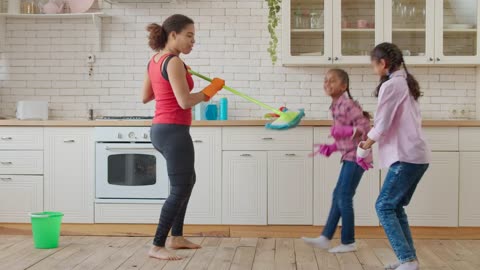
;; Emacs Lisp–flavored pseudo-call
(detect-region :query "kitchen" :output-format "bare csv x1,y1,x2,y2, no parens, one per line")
1,0,480,269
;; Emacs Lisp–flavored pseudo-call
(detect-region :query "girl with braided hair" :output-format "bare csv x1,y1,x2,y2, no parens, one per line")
358,43,430,270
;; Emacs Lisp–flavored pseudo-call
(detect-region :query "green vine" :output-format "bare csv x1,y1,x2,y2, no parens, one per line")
266,0,281,65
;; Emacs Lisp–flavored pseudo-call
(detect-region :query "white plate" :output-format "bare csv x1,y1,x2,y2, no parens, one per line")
445,24,475,29
67,0,95,13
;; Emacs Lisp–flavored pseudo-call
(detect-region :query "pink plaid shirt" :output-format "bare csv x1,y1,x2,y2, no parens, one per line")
331,94,373,163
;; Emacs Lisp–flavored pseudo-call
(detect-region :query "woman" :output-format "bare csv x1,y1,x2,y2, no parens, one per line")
143,14,224,260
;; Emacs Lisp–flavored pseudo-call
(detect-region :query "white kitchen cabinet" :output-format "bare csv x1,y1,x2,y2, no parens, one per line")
313,128,380,226
0,127,43,150
282,0,383,65
185,127,222,224
391,152,459,227
0,175,43,222
459,152,480,226
434,0,480,64
44,128,94,223
268,151,313,225
0,151,43,175
222,151,267,225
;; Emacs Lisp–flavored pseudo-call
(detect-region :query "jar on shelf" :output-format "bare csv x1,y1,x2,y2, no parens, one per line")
310,11,323,29
293,8,303,29
302,9,311,29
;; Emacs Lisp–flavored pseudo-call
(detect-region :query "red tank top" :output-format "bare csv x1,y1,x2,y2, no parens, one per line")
148,54,194,126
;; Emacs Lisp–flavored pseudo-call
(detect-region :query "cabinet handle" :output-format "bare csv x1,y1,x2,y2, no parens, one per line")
285,153,296,157
0,177,12,181
334,57,339,61
240,154,252,157
328,57,332,61
429,57,434,62
193,140,203,143
64,139,75,143
1,137,12,140
1,162,12,165
262,137,274,141
436,57,440,62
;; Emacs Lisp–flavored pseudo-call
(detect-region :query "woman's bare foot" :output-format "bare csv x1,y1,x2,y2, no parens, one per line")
148,246,183,260
166,236,202,250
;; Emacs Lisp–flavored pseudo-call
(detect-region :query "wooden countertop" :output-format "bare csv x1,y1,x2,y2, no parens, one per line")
1,119,480,127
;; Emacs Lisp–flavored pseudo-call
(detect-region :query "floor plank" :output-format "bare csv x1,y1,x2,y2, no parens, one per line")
229,246,257,270
0,235,479,270
252,238,276,270
293,238,318,270
275,238,297,270
184,237,221,270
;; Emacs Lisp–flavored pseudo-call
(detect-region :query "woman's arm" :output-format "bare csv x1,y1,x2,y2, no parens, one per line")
142,71,155,104
168,57,206,109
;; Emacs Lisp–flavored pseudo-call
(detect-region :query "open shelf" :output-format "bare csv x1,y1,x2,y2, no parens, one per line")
291,29,325,33
393,28,426,32
341,28,375,32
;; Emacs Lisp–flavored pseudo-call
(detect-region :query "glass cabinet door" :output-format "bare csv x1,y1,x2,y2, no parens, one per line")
333,0,382,64
436,0,480,64
385,0,435,64
282,0,333,65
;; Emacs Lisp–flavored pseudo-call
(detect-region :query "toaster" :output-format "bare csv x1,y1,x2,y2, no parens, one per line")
16,101,49,120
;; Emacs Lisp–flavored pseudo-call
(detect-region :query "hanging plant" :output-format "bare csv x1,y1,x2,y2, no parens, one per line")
266,0,281,65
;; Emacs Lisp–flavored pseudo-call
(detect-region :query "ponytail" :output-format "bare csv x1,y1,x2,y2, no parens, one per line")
371,42,422,100
146,14,194,51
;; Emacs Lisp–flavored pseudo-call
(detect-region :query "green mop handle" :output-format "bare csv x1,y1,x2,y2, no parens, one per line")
188,69,283,115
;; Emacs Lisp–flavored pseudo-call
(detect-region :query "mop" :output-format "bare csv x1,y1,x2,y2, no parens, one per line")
189,69,305,130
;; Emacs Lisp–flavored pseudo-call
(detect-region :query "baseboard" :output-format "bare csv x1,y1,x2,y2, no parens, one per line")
1,223,480,239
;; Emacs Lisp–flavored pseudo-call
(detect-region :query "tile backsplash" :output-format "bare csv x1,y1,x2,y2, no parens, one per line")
0,0,477,120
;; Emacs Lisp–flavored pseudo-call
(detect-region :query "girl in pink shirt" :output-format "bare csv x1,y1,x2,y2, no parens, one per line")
358,43,430,270
302,69,373,253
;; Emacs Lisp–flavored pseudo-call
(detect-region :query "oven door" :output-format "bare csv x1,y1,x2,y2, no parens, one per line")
96,143,169,199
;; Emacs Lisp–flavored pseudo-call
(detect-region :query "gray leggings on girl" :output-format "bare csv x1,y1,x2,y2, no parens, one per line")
150,124,196,247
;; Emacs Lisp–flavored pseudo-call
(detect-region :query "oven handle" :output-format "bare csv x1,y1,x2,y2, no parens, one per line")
105,146,155,151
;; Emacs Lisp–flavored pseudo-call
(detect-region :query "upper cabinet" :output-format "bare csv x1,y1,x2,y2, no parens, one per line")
282,0,480,65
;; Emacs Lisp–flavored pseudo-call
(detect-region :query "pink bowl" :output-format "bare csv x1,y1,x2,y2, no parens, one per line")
67,0,95,13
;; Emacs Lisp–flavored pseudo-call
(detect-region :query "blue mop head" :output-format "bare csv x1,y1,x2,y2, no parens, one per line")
265,109,305,130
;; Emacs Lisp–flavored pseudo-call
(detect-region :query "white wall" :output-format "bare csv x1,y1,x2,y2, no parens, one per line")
0,0,476,120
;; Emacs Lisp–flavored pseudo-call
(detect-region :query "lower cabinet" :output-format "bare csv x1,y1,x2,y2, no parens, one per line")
313,128,380,226
268,151,313,225
184,128,222,224
222,151,268,225
459,152,480,226
44,128,94,223
0,175,43,222
383,152,459,227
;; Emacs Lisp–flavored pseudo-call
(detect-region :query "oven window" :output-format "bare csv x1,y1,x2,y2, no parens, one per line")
108,154,157,186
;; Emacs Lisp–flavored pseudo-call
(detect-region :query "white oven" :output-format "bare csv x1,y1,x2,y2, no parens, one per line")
95,127,169,200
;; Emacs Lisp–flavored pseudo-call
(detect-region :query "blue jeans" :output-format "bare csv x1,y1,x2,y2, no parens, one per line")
322,161,365,245
376,162,429,263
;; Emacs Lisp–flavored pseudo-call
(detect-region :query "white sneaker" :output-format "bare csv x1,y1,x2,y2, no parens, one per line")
385,261,400,269
396,261,419,270
328,243,357,253
301,235,330,249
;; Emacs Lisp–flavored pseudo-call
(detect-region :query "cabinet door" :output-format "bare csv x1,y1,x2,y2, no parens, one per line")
386,152,459,226
435,0,480,64
313,128,380,226
222,151,267,225
268,151,313,225
44,128,94,223
332,0,384,64
459,152,480,226
282,0,334,65
0,175,43,222
384,0,436,65
184,128,222,224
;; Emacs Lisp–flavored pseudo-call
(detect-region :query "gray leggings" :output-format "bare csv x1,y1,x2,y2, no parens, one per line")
150,124,196,247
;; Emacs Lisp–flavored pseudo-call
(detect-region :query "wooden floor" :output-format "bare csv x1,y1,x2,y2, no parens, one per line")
1,236,480,270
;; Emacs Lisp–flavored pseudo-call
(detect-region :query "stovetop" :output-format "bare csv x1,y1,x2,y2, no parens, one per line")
96,116,153,120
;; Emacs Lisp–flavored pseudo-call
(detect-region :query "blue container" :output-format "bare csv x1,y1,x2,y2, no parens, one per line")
219,97,228,120
204,103,218,120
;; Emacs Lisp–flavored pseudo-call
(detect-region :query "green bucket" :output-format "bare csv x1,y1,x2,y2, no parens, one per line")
30,212,64,249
